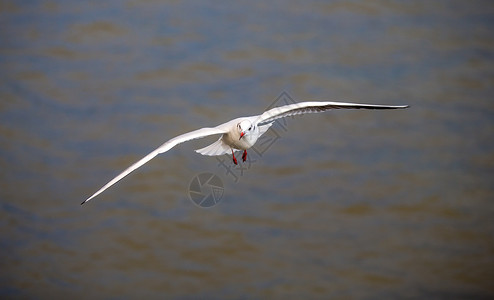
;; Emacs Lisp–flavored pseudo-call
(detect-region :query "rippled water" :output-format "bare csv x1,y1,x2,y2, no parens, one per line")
1,0,493,298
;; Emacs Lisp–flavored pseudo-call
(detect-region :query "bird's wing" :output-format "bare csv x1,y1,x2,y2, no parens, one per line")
82,126,227,204
254,101,409,125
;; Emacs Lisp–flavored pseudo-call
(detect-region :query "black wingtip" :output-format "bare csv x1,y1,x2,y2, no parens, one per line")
80,200,86,205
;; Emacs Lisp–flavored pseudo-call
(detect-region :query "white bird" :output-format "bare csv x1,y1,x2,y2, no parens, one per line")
82,101,408,204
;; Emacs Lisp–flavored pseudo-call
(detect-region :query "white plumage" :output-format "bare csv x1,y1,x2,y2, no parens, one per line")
82,101,408,204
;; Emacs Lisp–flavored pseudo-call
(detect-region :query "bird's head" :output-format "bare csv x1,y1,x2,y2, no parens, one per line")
237,120,253,140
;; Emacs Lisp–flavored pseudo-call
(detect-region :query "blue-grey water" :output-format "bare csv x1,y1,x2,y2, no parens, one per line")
1,1,493,298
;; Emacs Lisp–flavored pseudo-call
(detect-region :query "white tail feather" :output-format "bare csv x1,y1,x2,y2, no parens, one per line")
195,138,232,156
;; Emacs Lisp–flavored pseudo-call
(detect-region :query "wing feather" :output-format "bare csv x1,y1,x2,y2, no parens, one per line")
255,101,409,125
82,127,226,204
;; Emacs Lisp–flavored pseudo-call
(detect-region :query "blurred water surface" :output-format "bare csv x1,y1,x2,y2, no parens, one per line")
1,0,493,298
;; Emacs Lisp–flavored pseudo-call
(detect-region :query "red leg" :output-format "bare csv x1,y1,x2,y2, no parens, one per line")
242,150,247,162
231,149,238,165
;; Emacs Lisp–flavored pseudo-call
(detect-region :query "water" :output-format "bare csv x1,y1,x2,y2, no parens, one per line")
1,0,493,298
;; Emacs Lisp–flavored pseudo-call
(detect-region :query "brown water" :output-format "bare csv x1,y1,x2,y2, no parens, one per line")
1,1,493,298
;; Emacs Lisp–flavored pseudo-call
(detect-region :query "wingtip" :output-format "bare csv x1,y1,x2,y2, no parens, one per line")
81,196,93,205
393,104,409,109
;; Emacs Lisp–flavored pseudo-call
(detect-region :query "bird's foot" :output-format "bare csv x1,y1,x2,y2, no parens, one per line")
232,149,238,165
242,150,247,162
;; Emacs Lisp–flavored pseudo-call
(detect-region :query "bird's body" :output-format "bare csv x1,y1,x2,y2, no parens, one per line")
82,101,408,204
222,120,259,150
194,117,271,156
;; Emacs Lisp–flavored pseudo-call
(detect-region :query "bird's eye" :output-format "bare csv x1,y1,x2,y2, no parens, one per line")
249,126,252,131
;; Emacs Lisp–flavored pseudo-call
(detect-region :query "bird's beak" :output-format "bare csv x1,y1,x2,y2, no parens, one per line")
239,132,245,140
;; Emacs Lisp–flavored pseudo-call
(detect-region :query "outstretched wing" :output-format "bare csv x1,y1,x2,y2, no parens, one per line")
255,101,409,125
82,127,227,204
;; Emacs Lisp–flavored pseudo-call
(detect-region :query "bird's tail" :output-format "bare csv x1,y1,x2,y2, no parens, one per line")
195,138,233,156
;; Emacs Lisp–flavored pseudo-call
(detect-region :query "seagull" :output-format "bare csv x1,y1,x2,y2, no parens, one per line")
82,101,408,204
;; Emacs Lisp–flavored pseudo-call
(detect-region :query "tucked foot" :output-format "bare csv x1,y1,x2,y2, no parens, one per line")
231,149,238,165
242,150,247,162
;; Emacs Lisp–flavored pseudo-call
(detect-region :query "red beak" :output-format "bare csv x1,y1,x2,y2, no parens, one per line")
239,132,245,140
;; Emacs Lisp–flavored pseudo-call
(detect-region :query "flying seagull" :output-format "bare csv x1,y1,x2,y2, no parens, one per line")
82,101,408,204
